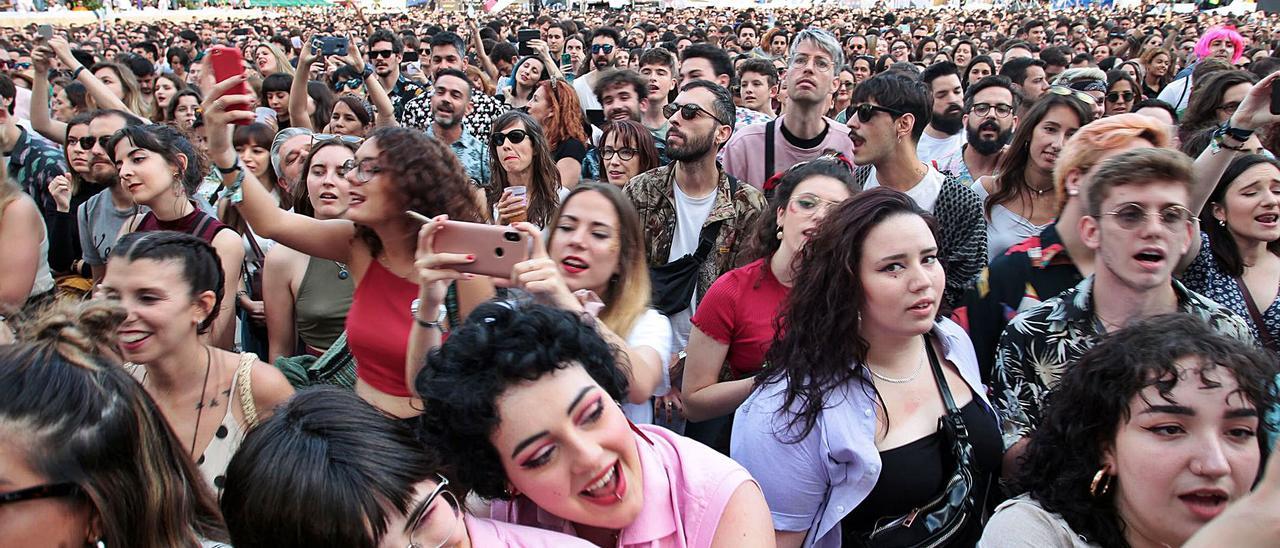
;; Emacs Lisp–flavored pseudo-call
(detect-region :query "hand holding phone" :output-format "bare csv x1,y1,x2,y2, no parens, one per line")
208,46,252,125
427,219,531,279
38,24,52,40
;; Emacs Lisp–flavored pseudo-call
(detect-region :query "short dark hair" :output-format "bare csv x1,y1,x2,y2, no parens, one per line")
964,75,1022,112
165,46,191,69
430,31,466,56
1133,98,1178,123
919,60,960,88
433,67,473,97
109,230,225,334
490,41,518,65
851,71,932,141
591,26,622,46
680,79,736,132
738,57,779,86
639,47,677,71
117,53,155,78
999,56,1045,86
414,302,630,501
593,68,647,103
1039,46,1070,68
134,40,160,59
367,29,402,53
681,43,735,80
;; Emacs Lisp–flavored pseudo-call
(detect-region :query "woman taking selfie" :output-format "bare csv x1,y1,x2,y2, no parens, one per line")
981,314,1273,547
732,189,1002,547
109,124,243,349
201,75,490,420
488,110,566,227
0,301,230,547
98,231,294,493
414,302,775,547
973,89,1094,261
681,156,857,451
598,120,660,188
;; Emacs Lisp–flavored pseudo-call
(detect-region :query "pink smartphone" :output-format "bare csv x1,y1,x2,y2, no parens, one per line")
207,46,252,125
432,220,530,279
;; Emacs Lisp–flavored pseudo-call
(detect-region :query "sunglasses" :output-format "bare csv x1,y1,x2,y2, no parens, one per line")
662,102,728,125
334,78,362,91
1047,85,1098,105
491,129,529,146
1106,91,1135,103
0,482,80,506
1100,203,1196,231
850,103,906,123
75,135,113,150
591,44,615,54
368,50,396,59
312,133,364,146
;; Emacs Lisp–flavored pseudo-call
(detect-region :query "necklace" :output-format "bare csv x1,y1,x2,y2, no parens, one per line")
189,346,213,458
1027,185,1054,197
867,345,926,384
335,261,349,280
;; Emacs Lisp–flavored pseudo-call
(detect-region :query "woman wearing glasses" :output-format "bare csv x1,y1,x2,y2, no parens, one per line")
201,75,491,420
488,110,567,227
221,386,591,547
598,120,659,188
0,300,231,547
681,156,857,452
526,79,589,190
972,88,1094,261
889,38,913,64
414,302,774,548
1178,71,1257,145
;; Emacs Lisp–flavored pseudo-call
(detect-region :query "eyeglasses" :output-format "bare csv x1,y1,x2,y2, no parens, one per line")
839,81,856,90
601,147,638,161
340,158,382,183
1100,203,1196,231
404,475,462,548
1047,85,1098,105
0,483,80,506
789,54,834,73
591,44,615,54
491,129,529,147
1106,91,1135,104
663,102,728,125
788,193,843,218
1217,102,1241,115
969,103,1014,118
75,135,113,150
850,103,906,123
313,133,364,146
369,50,397,59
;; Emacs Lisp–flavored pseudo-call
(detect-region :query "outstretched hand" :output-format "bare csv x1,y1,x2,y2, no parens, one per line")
1229,70,1280,132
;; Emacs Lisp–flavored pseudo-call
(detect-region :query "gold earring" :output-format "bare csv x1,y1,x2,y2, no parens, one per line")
1090,468,1113,497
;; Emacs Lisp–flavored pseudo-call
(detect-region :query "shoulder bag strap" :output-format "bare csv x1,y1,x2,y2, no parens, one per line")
236,353,260,429
1234,277,1277,351
763,120,776,184
924,333,967,441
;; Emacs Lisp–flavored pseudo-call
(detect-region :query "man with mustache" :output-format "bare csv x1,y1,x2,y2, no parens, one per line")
917,61,967,166
427,68,489,188
935,75,1020,187
74,109,145,283
572,27,622,127
721,29,855,190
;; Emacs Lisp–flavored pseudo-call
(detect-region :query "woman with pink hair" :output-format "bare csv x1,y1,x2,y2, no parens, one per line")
1157,26,1246,113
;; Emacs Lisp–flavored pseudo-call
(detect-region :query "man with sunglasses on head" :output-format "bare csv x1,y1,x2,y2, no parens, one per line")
624,80,765,354
992,148,1253,479
572,27,622,126
845,71,986,309
721,29,854,190
935,75,1021,188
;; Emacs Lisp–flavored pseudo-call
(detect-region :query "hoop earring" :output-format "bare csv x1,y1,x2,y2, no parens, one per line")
1089,468,1113,497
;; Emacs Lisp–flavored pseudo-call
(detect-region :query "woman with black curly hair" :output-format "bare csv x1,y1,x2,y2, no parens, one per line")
413,302,774,547
980,314,1275,547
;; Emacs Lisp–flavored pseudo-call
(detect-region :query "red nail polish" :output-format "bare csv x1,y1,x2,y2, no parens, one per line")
466,255,475,260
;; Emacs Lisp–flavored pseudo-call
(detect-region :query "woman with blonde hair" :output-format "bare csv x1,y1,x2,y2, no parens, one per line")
0,138,54,321
252,43,295,78
526,78,590,189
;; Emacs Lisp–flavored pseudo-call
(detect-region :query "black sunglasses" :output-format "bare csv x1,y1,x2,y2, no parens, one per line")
1106,90,1135,103
591,44,615,54
75,135,113,150
851,103,906,123
0,483,80,506
491,129,529,147
662,102,727,125
368,50,397,59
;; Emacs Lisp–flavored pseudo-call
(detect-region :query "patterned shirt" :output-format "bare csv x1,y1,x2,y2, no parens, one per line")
734,106,773,128
951,222,1084,382
387,75,430,126
1181,231,1280,345
405,87,509,142
623,163,766,300
934,144,976,188
993,276,1254,448
427,125,491,189
7,127,67,218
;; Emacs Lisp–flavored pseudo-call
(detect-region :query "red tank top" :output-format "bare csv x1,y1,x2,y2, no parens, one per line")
346,259,419,397
135,203,230,244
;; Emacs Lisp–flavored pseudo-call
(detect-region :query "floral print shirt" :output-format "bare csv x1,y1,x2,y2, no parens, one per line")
993,276,1254,448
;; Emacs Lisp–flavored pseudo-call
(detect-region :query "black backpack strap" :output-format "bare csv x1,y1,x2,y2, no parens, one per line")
763,120,776,185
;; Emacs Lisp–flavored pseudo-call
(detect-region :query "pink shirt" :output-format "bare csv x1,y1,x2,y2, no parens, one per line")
490,424,756,547
463,514,596,547
719,114,857,190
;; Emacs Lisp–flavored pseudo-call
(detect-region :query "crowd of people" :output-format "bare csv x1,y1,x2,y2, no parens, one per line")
4,2,1280,547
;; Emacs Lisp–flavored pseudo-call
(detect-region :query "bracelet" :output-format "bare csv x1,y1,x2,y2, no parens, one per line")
1222,123,1256,143
215,155,242,174
415,316,440,329
72,66,85,79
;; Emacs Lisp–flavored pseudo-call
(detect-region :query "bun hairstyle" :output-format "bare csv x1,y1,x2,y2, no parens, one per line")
109,231,226,334
1,299,229,547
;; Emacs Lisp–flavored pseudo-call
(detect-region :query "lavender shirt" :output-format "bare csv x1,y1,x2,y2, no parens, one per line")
730,319,992,547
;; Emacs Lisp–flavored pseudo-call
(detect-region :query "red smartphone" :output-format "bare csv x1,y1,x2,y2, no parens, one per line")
207,46,252,125
432,220,530,279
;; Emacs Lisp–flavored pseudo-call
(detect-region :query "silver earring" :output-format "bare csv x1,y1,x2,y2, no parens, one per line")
1219,219,1226,227
776,227,783,240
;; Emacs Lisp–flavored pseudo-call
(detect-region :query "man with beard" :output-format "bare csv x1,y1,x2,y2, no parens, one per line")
624,80,764,352
722,29,855,190
426,68,489,188
367,29,429,127
573,27,622,125
75,109,145,283
416,32,508,142
936,75,1020,187
845,72,986,309
917,62,967,165
270,128,314,202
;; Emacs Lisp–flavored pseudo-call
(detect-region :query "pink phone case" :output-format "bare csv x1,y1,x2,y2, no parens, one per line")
433,220,530,279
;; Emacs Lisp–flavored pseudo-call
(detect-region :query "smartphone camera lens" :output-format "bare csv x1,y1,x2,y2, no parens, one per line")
494,247,505,257
504,232,520,242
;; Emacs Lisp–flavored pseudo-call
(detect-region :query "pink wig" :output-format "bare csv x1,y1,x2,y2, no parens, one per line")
1195,26,1245,63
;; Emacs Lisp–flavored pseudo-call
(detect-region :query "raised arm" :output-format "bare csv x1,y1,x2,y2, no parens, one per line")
203,75,357,263
49,36,146,120
345,33,396,128
469,21,499,82
289,34,319,132
30,44,67,144
406,215,472,395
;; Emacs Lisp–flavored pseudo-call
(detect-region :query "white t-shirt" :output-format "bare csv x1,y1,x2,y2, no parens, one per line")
665,182,718,352
572,72,603,112
916,131,966,166
620,308,674,425
863,163,946,212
